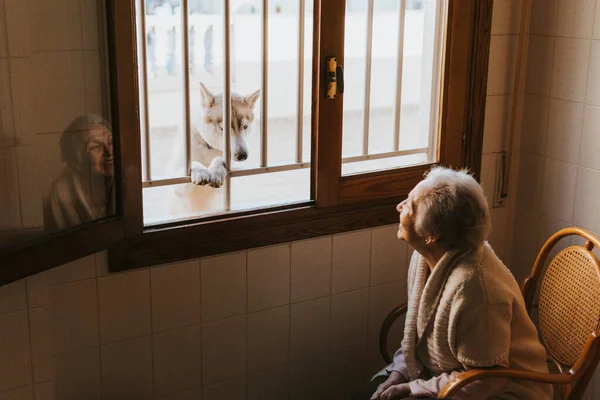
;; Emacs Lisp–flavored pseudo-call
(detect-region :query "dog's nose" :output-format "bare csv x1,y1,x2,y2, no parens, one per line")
235,151,248,161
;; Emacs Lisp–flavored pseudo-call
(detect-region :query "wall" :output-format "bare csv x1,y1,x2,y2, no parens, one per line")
511,0,600,397
0,1,550,400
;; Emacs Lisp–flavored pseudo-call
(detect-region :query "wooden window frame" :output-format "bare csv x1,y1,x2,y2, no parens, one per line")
0,0,492,283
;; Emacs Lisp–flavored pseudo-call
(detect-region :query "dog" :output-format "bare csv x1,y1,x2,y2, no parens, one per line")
168,82,260,216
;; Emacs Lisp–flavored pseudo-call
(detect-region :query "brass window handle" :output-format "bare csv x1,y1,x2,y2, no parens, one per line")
325,56,344,99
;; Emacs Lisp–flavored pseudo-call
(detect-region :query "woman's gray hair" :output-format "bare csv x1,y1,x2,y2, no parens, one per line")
60,114,111,168
414,166,491,250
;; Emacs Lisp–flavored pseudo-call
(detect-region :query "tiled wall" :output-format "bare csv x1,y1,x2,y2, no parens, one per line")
3,0,587,399
0,225,411,400
512,0,600,397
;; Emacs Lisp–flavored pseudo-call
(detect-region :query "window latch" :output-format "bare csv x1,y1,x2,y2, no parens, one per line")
325,56,344,99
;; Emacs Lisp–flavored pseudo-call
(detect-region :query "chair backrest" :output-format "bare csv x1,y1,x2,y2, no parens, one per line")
522,227,600,399
538,246,600,367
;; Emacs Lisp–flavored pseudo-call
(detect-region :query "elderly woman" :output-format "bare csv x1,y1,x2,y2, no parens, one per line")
43,114,115,232
354,167,551,400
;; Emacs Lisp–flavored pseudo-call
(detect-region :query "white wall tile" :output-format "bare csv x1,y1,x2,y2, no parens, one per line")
585,40,600,106
330,289,368,351
574,167,600,233
530,0,558,35
9,58,32,144
201,252,246,323
31,0,83,51
0,311,32,391
579,105,600,170
490,207,509,260
95,250,109,277
0,279,26,314
55,348,101,400
156,387,203,400
201,316,246,385
83,50,105,116
51,255,96,285
4,0,32,57
290,297,330,361
512,207,542,267
0,147,20,231
367,281,405,342
81,0,101,50
290,237,331,303
31,51,86,134
491,0,521,35
29,306,54,383
0,386,34,400
483,95,509,154
525,36,554,97
248,365,288,400
545,99,583,163
33,382,54,400
35,133,64,202
0,58,15,140
594,0,600,39
331,230,371,294
0,0,7,58
555,0,595,38
480,153,497,208
370,225,407,286
487,35,518,96
247,244,289,313
16,145,43,228
540,158,578,222
329,345,368,399
247,306,289,373
551,38,591,102
100,336,153,400
98,269,151,344
537,215,571,260
151,260,200,333
203,376,246,400
289,356,330,400
520,95,549,155
50,279,99,355
516,151,544,210
153,326,201,397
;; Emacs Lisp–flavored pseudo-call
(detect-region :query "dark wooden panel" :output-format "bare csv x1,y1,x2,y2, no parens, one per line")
108,198,403,272
0,218,124,285
314,0,346,207
339,164,431,204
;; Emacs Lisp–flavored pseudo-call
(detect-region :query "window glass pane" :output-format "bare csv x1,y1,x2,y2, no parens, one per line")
141,0,313,225
341,0,447,176
0,0,115,250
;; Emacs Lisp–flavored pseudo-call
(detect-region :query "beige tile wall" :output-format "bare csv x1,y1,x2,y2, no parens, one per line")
0,225,414,400
513,0,600,397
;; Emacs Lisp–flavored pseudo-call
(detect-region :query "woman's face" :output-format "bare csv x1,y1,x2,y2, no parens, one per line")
86,125,114,177
396,181,428,246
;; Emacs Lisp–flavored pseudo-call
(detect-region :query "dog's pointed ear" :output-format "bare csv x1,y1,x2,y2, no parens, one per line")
245,89,260,108
199,82,215,108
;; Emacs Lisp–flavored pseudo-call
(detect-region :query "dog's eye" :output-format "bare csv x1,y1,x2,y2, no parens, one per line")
243,124,248,130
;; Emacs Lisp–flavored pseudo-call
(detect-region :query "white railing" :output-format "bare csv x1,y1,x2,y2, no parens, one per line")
139,0,446,213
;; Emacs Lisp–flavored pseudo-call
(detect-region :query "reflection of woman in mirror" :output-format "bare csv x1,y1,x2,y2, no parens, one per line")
43,115,115,232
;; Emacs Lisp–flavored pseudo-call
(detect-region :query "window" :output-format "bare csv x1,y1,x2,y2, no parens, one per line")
1,0,492,283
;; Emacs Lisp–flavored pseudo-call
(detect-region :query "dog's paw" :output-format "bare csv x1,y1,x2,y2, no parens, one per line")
190,166,212,186
207,158,227,188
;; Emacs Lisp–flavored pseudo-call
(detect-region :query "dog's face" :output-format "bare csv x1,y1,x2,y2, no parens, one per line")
198,82,260,162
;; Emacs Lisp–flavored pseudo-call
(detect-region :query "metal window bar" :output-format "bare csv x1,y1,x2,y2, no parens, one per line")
393,0,407,152
224,0,232,211
362,0,375,156
181,0,191,175
296,0,306,163
139,0,152,181
261,0,268,167
142,147,429,188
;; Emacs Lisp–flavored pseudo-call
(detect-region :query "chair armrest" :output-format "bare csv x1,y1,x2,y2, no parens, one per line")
379,304,408,364
438,368,573,399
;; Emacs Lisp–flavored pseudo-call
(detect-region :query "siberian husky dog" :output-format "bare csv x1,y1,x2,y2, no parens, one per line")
169,82,260,215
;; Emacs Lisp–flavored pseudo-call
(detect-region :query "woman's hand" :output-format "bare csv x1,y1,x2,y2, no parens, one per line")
380,383,411,399
370,371,406,400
